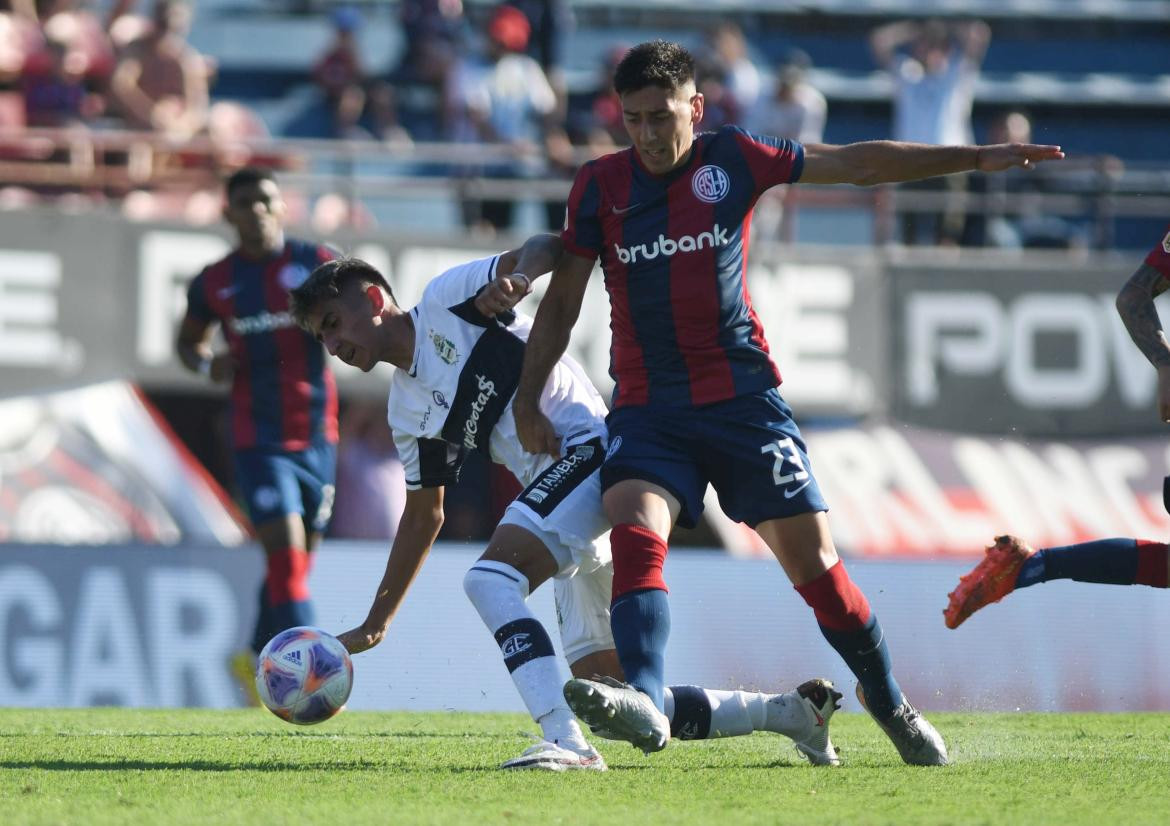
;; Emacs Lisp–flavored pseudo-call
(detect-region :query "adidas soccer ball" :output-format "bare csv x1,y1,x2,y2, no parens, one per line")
255,626,353,725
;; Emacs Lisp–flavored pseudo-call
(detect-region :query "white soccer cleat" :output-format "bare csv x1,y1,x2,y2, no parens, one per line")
769,678,843,766
855,684,949,766
499,739,607,772
563,676,671,754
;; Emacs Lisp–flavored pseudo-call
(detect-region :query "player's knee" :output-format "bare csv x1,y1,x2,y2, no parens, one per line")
266,548,310,605
610,523,669,600
463,561,530,615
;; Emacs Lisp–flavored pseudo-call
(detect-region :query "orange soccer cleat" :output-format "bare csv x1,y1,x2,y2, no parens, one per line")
944,535,1036,629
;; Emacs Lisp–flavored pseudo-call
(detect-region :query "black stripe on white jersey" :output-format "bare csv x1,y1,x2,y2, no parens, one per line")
411,437,467,487
439,324,525,455
516,436,604,518
450,292,516,329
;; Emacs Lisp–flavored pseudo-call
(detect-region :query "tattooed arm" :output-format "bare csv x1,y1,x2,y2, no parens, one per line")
1115,262,1170,421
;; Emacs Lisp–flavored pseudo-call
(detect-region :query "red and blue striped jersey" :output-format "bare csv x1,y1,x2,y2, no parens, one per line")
561,125,804,408
185,239,339,451
1145,224,1170,279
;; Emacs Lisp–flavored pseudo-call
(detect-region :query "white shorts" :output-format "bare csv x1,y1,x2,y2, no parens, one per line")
499,435,614,664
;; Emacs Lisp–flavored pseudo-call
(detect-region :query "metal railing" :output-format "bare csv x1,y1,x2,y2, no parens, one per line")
0,125,1166,247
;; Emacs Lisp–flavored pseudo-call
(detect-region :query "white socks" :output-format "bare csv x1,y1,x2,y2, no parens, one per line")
663,686,808,740
463,561,588,750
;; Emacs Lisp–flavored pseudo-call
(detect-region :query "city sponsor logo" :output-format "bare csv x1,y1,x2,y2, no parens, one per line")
0,560,243,707
524,444,596,505
904,289,1158,413
692,164,730,203
500,632,532,658
430,329,458,364
229,311,295,335
613,224,730,265
0,250,82,370
462,374,499,450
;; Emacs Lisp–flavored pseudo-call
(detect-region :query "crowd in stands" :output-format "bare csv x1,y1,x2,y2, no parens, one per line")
0,0,282,221
0,2,1139,248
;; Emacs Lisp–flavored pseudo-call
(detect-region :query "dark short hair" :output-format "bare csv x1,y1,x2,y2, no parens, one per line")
225,166,277,200
289,257,397,328
613,40,696,96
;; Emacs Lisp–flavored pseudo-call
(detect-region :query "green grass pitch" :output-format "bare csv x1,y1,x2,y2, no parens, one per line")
3,708,1168,825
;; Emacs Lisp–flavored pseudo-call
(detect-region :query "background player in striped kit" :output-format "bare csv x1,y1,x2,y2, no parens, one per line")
176,167,338,700
289,236,844,771
945,226,1170,628
512,39,1064,765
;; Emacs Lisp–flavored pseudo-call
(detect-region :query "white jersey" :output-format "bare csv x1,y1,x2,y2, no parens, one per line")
389,254,607,491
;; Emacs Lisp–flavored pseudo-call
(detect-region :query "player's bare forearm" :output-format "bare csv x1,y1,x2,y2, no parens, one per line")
176,316,235,383
514,256,591,409
1115,263,1170,369
516,313,571,408
346,489,444,654
514,314,571,456
514,255,591,455
801,141,1064,186
478,234,565,317
175,316,212,370
507,233,563,282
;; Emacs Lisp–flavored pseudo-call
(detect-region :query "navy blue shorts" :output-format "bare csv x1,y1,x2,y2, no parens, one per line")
234,442,337,532
600,388,827,529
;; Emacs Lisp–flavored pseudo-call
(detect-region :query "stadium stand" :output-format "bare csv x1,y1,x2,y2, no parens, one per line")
0,0,1165,245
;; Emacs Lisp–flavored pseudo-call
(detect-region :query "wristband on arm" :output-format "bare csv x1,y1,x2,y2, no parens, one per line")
510,272,532,295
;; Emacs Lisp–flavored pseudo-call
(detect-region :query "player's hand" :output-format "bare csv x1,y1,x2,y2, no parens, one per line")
975,143,1065,172
209,353,237,383
513,399,561,458
336,625,384,655
1156,366,1170,423
474,274,530,318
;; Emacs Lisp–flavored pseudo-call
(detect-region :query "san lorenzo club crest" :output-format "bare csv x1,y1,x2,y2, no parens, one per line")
278,263,311,290
692,165,730,203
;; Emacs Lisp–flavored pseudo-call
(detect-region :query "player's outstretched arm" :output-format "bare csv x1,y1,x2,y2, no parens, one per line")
1115,262,1170,422
176,315,235,383
799,141,1065,186
475,232,563,317
513,252,594,458
336,486,445,655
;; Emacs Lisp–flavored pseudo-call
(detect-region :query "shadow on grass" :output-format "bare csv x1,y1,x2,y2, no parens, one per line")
0,730,493,739
2,759,491,773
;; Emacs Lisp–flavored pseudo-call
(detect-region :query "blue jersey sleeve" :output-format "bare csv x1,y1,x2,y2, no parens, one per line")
184,269,215,324
561,161,603,260
725,125,805,191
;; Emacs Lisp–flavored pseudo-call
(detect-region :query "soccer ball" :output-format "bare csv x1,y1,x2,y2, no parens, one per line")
255,626,353,725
